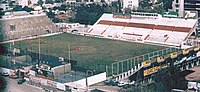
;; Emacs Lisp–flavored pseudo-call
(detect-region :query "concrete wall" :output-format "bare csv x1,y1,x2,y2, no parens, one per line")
65,72,107,89
29,75,66,91
52,63,71,76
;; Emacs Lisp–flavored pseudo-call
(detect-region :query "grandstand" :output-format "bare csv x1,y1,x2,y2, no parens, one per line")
0,11,59,41
86,13,198,48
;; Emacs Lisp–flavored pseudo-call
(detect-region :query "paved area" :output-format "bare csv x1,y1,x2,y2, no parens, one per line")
2,77,45,92
186,66,200,81
90,86,121,92
90,82,122,92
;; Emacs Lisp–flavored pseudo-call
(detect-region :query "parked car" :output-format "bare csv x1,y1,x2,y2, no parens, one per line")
9,74,18,79
104,80,119,86
18,79,26,84
2,72,9,76
117,81,128,87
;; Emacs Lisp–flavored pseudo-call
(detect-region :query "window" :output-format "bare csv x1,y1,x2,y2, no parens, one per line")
128,4,132,7
176,0,179,3
128,1,132,3
10,25,16,31
175,4,179,8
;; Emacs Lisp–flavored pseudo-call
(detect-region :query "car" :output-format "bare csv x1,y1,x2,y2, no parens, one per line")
18,79,26,84
104,80,119,86
117,81,128,87
2,72,9,76
9,74,18,79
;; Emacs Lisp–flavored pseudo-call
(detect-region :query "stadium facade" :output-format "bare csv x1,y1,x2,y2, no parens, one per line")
0,11,59,41
86,12,198,48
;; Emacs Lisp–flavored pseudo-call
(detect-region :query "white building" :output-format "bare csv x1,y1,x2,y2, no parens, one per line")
172,0,184,17
16,0,29,7
16,0,39,7
0,3,12,11
123,0,139,10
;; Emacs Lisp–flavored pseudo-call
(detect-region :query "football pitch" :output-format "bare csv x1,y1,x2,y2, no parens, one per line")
13,33,166,71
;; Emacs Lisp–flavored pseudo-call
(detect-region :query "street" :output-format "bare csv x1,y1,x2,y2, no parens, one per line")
1,77,45,92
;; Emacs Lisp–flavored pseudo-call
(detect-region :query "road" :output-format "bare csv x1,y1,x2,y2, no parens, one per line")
186,66,200,81
1,77,45,92
90,85,121,92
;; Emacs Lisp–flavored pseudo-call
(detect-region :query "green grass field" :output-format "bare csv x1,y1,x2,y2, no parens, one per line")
13,33,166,70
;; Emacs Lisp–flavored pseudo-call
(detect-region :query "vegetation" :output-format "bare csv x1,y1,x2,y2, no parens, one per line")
137,0,173,14
0,75,6,91
0,9,7,91
153,67,188,91
125,67,189,92
37,0,44,6
45,0,54,4
12,5,34,12
69,4,109,25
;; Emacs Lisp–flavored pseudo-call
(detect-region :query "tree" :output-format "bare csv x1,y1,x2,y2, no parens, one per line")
12,5,23,11
161,0,173,11
124,8,132,14
153,67,189,91
45,0,54,4
101,0,105,2
139,0,152,9
111,1,118,13
0,75,6,91
118,0,122,13
0,9,4,18
47,11,56,19
0,9,7,92
37,0,44,6
23,6,34,12
55,0,64,3
9,1,15,7
71,4,105,25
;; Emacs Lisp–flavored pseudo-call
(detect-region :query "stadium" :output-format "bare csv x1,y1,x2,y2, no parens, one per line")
1,11,200,90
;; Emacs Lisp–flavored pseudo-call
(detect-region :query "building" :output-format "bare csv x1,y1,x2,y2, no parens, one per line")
172,0,200,17
26,51,71,78
15,0,39,7
15,0,29,7
86,12,198,48
172,0,184,17
123,0,139,10
184,0,200,13
0,3,12,11
0,11,59,41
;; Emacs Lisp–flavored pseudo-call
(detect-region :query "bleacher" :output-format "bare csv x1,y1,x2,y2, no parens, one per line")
102,26,124,38
146,30,171,43
87,13,198,47
0,13,59,41
118,27,151,41
89,24,109,36
165,32,188,44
